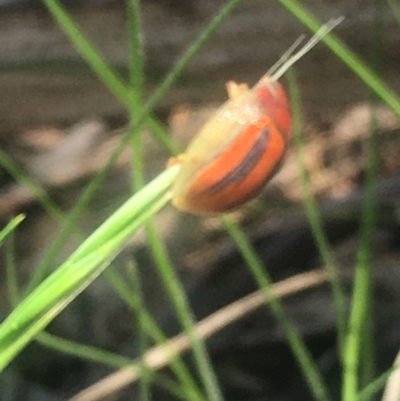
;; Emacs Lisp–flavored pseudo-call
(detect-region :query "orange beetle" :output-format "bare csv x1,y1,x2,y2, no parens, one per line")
171,18,343,215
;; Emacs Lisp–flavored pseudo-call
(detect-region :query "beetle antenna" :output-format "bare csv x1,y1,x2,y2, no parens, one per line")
267,35,306,76
269,16,344,81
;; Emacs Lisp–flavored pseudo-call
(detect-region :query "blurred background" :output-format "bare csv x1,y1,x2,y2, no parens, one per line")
1,1,400,400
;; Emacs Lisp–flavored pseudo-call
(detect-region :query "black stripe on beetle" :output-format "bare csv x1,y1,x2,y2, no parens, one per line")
204,127,270,195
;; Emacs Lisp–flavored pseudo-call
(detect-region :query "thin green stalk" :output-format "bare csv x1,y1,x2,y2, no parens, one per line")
132,262,153,401
0,215,25,245
388,0,400,24
287,70,347,358
42,0,176,154
6,232,19,307
152,374,204,401
126,2,153,398
42,0,132,105
356,363,400,401
342,8,382,401
128,0,208,399
37,330,196,401
0,149,63,223
145,116,181,155
37,331,134,368
275,0,400,116
130,119,145,188
128,0,145,190
105,266,205,401
138,0,245,121
128,0,144,106
222,215,331,401
359,0,385,390
146,222,223,401
3,216,25,309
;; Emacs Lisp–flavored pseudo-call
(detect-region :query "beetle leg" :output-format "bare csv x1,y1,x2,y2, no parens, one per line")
225,81,250,99
167,154,186,168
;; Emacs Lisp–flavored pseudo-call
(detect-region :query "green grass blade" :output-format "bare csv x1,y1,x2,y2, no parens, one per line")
6,232,19,307
356,363,400,401
127,0,144,104
222,215,331,401
388,0,400,24
0,166,178,370
342,4,384,399
0,149,64,222
2,216,25,308
276,0,400,116
37,331,134,368
106,266,205,401
146,222,223,401
41,0,132,105
287,69,347,357
0,215,25,244
341,50,381,401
